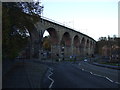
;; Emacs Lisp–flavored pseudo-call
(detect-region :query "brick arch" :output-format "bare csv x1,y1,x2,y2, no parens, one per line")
43,27,59,45
80,37,85,48
90,41,93,49
86,39,90,48
79,37,86,55
60,32,71,47
73,35,80,48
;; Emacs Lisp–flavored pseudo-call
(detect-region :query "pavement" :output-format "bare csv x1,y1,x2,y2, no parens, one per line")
2,59,48,88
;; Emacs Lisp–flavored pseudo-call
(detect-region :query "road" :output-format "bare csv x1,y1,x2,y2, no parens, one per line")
41,61,119,88
2,60,48,88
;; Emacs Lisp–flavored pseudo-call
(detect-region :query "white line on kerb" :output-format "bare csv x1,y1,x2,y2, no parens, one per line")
48,68,54,88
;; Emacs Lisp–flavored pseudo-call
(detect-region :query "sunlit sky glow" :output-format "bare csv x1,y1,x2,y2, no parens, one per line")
42,0,119,41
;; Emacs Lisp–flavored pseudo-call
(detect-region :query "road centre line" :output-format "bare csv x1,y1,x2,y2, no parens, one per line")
82,69,84,71
78,63,81,65
115,82,120,84
48,68,54,88
105,77,114,82
84,68,119,84
90,72,93,74
92,73,104,77
77,63,120,85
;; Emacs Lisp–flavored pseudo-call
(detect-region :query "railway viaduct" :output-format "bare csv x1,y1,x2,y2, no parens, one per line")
26,16,96,60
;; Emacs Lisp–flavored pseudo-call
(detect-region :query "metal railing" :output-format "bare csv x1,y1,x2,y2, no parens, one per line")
40,16,96,41
41,16,76,30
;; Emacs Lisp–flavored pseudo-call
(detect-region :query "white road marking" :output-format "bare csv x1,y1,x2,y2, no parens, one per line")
78,65,119,85
92,73,104,77
90,72,93,74
78,63,81,65
105,77,114,82
48,68,54,88
49,67,53,71
82,69,84,71
115,82,120,84
73,63,120,85
91,72,120,85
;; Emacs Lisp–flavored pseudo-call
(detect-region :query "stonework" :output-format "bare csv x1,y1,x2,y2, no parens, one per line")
28,17,96,60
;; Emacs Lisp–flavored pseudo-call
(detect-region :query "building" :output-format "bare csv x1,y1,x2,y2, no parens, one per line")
100,38,120,63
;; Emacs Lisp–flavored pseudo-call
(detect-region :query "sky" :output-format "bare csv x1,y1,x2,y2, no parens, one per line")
42,0,119,41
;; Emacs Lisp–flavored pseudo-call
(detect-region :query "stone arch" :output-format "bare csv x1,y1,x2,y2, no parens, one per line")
60,32,71,58
42,27,59,59
90,41,93,50
92,42,96,53
81,37,85,48
73,35,80,48
73,35,80,57
43,27,59,45
86,39,90,55
86,39,90,48
60,32,71,47
90,41,94,55
80,37,86,56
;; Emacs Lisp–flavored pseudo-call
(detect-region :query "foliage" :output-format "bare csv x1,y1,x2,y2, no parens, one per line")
42,36,51,51
98,37,107,41
100,62,120,66
96,36,120,55
3,1,43,16
98,35,117,41
2,2,43,59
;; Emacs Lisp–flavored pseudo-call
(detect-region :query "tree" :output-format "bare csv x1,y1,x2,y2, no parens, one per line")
107,35,111,40
113,35,116,40
98,37,107,41
42,36,51,51
3,1,43,16
2,1,43,59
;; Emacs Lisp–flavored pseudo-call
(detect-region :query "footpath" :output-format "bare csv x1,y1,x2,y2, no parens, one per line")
91,62,120,70
2,59,48,88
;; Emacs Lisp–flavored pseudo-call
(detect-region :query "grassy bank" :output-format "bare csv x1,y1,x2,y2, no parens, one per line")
99,62,120,66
